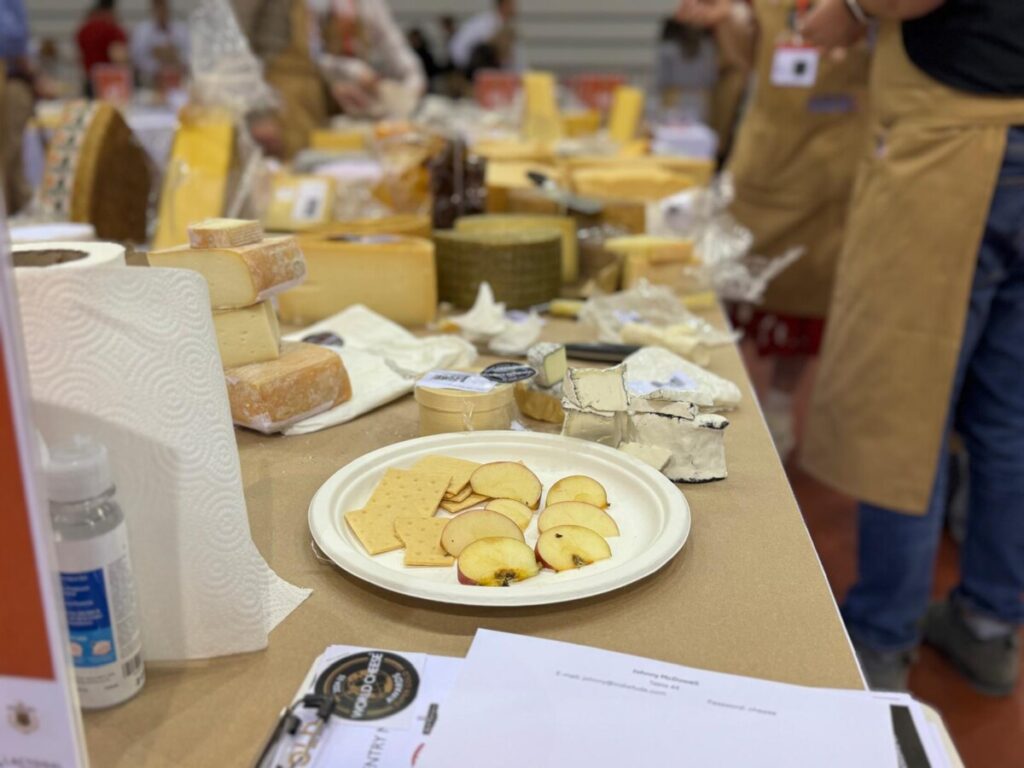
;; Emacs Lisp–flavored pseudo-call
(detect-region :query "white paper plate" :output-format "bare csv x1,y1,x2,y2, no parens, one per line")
308,431,691,607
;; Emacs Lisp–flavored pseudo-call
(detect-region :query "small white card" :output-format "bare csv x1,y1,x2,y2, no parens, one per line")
417,370,496,393
290,179,330,222
770,46,820,88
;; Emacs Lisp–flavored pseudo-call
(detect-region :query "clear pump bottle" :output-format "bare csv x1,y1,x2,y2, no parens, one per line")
47,435,145,709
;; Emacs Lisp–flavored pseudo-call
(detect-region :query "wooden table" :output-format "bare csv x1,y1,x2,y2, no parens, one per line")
83,312,864,766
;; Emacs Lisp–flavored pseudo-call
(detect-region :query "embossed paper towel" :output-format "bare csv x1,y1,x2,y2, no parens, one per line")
15,266,310,660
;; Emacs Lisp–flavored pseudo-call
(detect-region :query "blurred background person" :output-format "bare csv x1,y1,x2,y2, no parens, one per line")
690,0,871,458
130,0,189,90
1,0,33,214
655,0,753,161
407,27,441,88
233,0,424,158
449,0,524,75
802,0,1024,695
75,0,128,97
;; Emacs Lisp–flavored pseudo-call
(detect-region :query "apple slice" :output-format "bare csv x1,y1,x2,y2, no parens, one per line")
545,475,608,508
457,538,540,586
537,501,619,538
441,509,524,557
536,526,611,572
469,462,543,509
485,499,533,531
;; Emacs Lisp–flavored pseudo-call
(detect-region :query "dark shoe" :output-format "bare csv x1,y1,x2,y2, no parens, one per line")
851,638,913,692
923,600,1020,697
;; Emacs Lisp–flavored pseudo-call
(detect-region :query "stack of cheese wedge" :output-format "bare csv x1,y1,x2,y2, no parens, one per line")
149,218,351,433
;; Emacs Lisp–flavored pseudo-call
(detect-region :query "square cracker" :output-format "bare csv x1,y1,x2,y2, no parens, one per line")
345,508,402,555
413,456,480,497
439,493,489,514
346,469,451,555
395,517,453,567
445,484,473,503
365,468,451,519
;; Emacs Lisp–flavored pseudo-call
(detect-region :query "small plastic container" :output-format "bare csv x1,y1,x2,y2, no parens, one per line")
414,381,515,436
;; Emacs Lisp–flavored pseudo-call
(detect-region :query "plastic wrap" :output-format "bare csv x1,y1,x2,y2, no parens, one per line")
650,173,803,304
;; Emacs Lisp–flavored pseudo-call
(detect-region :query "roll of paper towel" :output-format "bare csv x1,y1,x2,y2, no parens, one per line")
14,250,309,660
12,239,123,269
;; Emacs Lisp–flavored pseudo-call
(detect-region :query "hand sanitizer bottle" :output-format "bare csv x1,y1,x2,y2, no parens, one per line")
46,435,145,709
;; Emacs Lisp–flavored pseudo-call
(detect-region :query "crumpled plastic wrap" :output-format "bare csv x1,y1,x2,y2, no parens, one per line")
650,173,803,304
188,0,278,117
441,283,545,356
577,281,737,365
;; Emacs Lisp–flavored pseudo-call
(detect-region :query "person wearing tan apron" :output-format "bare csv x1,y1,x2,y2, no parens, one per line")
724,0,870,457
801,1,1024,694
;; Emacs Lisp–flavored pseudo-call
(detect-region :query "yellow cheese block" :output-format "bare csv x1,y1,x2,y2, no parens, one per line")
148,236,307,310
605,235,697,290
303,214,432,240
211,301,281,368
607,85,645,144
153,109,235,250
309,128,369,152
188,218,264,249
571,167,699,203
522,71,561,143
561,110,602,138
277,234,437,327
225,341,351,433
514,381,565,424
455,213,579,284
470,139,554,163
563,155,714,186
263,173,336,232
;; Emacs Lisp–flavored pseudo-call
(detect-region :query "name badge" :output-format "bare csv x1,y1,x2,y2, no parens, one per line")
770,45,820,88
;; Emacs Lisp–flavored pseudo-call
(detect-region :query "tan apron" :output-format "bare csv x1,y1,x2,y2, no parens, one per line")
803,22,1024,514
263,0,331,159
727,0,870,318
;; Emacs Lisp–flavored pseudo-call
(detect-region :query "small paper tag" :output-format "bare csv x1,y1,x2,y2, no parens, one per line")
291,179,330,222
770,46,820,88
614,309,645,325
627,371,699,395
417,370,496,393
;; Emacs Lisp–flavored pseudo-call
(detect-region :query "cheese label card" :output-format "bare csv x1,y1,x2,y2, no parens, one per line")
292,179,331,223
417,371,496,394
770,46,820,88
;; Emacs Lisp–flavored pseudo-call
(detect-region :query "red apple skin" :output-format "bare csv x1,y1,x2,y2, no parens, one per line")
535,543,554,571
457,567,478,585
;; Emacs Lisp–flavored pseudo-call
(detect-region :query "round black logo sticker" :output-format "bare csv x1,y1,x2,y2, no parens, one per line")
314,651,420,721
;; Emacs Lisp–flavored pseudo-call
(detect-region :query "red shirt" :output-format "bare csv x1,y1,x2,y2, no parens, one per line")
76,12,127,74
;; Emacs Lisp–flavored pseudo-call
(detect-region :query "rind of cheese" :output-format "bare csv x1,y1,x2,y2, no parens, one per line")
188,218,264,249
514,381,565,424
211,301,281,369
149,236,306,310
627,411,728,483
623,346,742,411
527,342,567,388
563,365,629,412
225,341,350,434
455,214,578,284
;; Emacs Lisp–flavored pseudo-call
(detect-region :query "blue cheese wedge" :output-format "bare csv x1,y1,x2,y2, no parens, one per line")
628,411,728,482
563,364,630,412
527,342,567,388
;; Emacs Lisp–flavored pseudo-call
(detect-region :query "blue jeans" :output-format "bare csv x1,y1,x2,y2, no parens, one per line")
843,126,1024,652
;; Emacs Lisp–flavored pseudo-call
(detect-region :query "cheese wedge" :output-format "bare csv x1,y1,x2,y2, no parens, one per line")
277,234,436,327
455,214,579,284
211,301,281,368
514,381,564,425
608,85,644,144
563,365,630,412
628,411,728,483
561,405,627,447
188,218,264,249
527,342,567,388
225,342,351,434
149,236,306,310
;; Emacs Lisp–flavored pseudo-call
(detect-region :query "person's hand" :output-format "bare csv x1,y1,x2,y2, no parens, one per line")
799,0,866,50
330,79,377,115
675,0,734,28
247,112,286,158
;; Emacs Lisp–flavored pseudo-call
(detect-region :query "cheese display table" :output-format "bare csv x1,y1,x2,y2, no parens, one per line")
82,310,864,767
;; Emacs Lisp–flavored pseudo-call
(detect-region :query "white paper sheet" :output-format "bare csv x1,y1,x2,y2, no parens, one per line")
419,630,900,768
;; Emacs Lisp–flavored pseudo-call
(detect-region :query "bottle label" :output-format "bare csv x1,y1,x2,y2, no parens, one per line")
57,522,144,705
61,569,117,667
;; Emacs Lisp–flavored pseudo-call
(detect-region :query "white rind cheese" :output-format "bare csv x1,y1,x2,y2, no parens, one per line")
563,364,630,412
527,342,567,388
561,404,627,447
619,442,672,471
624,346,741,411
628,411,728,482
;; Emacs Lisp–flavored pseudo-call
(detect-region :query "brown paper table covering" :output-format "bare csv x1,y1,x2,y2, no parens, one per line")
83,311,863,766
